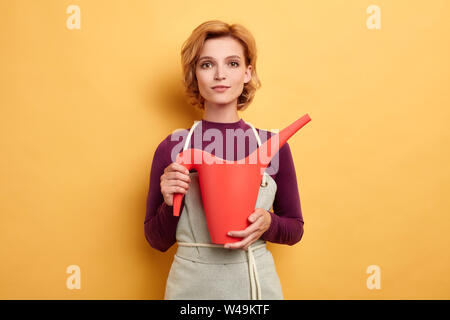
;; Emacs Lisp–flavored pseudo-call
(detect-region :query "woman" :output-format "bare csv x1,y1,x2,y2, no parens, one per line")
144,20,305,300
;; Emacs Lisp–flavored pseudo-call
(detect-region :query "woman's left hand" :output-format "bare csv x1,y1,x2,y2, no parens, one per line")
224,208,272,250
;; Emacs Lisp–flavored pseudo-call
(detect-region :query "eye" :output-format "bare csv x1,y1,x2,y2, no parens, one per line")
200,62,212,69
199,61,240,69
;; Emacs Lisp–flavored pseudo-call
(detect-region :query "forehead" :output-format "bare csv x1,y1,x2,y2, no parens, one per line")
199,36,245,59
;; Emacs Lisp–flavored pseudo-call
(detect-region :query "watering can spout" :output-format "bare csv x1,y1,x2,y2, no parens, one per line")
171,113,311,243
256,113,312,170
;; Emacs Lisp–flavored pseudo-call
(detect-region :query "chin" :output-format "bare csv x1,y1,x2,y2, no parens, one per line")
211,100,235,106
209,95,239,104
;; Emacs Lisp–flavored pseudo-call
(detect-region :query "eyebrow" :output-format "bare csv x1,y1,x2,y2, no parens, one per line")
198,55,242,62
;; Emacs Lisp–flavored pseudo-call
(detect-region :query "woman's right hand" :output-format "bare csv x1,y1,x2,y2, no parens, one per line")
160,162,191,206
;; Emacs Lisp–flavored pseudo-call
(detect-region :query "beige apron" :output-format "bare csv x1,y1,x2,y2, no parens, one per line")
164,120,284,300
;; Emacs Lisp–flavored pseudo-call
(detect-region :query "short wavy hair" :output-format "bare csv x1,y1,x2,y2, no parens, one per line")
180,20,261,112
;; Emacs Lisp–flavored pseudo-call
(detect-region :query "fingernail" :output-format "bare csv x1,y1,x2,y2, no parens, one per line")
228,232,232,236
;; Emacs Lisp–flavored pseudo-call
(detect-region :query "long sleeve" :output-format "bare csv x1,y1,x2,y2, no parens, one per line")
144,138,184,252
260,142,304,245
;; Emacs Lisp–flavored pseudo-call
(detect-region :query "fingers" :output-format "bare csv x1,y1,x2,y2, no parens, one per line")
228,216,263,238
161,181,189,195
224,220,264,250
224,209,269,250
165,162,189,175
160,162,191,196
163,176,190,189
162,163,191,186
242,233,259,250
170,185,188,194
166,171,191,184
224,232,259,250
248,211,264,223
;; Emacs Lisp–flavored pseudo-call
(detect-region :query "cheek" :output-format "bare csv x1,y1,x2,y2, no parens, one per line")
195,80,206,95
231,71,246,85
195,71,209,88
231,77,245,93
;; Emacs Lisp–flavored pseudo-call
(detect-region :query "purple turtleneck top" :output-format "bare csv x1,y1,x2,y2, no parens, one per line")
144,118,304,252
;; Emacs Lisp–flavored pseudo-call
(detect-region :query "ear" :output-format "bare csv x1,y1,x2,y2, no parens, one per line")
244,64,252,84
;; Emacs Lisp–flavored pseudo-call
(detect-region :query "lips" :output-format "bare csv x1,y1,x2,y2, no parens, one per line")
212,85,230,93
211,85,230,89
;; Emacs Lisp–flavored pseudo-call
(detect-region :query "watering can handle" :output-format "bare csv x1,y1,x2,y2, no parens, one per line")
173,152,195,216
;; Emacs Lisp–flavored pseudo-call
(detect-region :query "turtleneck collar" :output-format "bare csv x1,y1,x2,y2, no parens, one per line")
201,118,245,129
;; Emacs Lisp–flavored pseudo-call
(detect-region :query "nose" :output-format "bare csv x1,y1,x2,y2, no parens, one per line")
214,64,226,80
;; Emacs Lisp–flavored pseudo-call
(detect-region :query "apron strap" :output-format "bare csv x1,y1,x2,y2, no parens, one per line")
183,120,201,151
244,121,269,187
177,242,266,300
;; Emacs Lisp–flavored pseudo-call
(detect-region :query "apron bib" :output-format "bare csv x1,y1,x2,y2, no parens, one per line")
164,120,284,300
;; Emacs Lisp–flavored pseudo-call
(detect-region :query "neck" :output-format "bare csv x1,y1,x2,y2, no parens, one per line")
202,100,240,123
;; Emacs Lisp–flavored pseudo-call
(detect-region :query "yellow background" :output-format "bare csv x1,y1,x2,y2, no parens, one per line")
1,0,449,299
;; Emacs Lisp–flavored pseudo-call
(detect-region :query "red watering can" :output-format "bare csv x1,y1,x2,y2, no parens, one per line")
173,114,312,244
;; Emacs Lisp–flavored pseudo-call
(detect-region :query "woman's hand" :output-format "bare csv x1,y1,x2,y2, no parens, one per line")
224,208,272,250
160,162,191,207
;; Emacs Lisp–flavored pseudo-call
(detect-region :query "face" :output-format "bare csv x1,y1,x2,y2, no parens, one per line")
195,36,252,107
